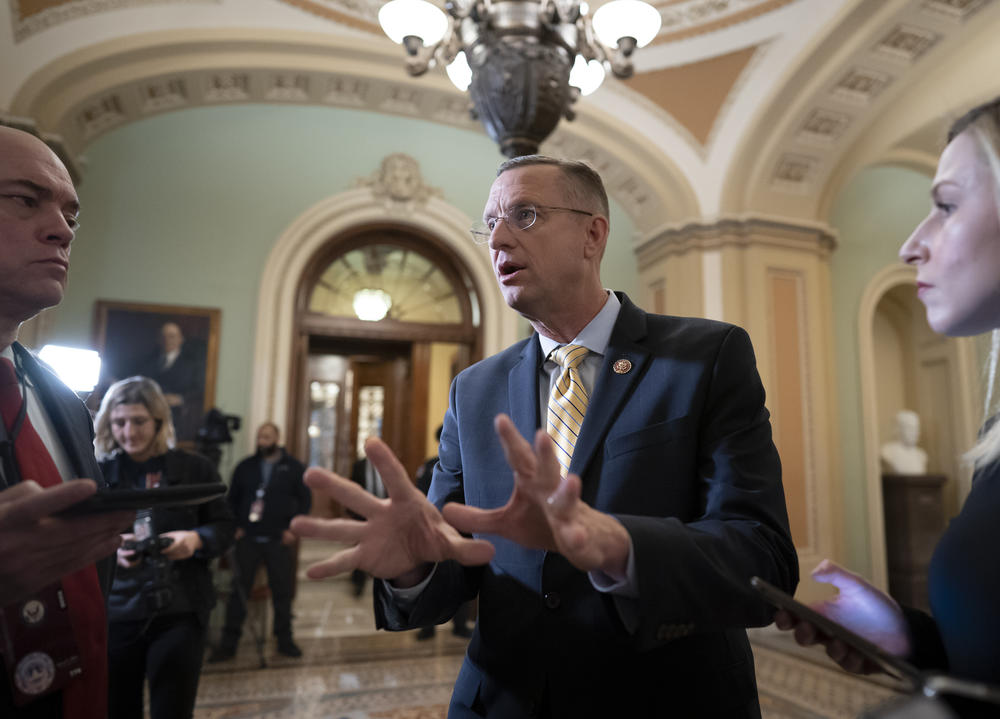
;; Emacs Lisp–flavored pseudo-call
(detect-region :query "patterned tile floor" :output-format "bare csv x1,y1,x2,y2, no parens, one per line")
193,541,902,718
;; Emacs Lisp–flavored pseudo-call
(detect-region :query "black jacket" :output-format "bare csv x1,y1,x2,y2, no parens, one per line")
100,449,234,626
228,449,309,537
12,343,116,597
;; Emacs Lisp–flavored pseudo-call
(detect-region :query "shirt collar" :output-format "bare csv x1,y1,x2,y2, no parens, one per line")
538,291,621,362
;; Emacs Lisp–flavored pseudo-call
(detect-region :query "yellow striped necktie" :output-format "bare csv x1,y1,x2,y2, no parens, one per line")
546,344,590,477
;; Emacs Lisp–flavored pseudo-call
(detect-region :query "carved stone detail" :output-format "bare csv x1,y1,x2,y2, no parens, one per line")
76,94,128,139
9,0,220,42
832,68,893,106
140,78,189,114
797,108,851,146
920,0,989,19
772,153,821,190
204,73,251,103
875,24,939,63
356,153,443,207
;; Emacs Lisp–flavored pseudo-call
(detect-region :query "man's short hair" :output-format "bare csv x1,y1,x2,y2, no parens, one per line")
259,421,280,436
496,155,610,219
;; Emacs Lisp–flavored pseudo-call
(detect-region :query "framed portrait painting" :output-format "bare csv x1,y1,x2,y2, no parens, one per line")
93,301,221,445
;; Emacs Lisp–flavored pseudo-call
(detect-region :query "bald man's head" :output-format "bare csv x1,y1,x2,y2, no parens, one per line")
0,127,79,342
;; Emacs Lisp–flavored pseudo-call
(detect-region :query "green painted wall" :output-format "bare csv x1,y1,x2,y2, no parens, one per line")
48,104,638,472
828,164,932,575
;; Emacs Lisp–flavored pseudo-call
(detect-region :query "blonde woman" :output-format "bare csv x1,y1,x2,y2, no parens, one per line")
94,376,233,719
777,99,1000,716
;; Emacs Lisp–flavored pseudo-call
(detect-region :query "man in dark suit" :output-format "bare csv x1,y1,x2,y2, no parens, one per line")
210,422,310,661
0,125,131,718
292,156,798,717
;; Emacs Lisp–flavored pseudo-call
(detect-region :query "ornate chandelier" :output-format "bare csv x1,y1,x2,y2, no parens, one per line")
378,0,662,157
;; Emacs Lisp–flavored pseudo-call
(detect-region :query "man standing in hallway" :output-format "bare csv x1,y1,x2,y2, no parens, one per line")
0,125,132,717
293,156,798,717
210,422,310,661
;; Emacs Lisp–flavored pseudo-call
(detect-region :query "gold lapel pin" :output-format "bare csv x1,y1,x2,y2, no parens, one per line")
612,358,632,375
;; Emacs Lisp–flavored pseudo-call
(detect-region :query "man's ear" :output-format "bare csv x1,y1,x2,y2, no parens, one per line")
582,214,609,260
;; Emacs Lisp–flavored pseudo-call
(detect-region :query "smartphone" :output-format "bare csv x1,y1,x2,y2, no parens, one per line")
57,483,226,517
750,575,923,686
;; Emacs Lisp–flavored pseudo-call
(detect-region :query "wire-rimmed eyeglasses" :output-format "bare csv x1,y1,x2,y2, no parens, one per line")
470,204,593,244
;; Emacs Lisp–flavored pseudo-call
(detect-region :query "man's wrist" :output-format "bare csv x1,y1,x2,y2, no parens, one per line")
390,562,434,589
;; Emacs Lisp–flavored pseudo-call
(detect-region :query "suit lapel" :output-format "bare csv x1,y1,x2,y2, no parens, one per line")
568,296,651,479
508,336,542,441
14,343,95,483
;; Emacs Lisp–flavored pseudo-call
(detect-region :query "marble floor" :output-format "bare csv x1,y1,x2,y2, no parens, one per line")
193,540,903,718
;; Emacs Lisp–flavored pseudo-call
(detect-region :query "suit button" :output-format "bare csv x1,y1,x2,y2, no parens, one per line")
543,592,560,609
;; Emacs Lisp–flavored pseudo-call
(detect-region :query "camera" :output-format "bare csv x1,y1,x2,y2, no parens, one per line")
197,409,241,445
123,535,176,614
196,408,241,468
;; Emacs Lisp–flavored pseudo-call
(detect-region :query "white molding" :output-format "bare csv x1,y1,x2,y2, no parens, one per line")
248,185,516,453
858,263,915,588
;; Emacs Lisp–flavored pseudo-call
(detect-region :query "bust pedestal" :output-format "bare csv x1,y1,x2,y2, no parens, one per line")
881,473,947,611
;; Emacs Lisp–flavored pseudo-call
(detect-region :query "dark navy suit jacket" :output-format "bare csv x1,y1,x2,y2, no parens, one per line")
2,343,115,718
375,294,798,718
12,342,115,597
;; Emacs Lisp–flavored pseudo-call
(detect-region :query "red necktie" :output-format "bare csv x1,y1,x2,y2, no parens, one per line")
0,357,108,719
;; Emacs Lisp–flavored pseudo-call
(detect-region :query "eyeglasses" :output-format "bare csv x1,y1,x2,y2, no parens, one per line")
470,204,593,244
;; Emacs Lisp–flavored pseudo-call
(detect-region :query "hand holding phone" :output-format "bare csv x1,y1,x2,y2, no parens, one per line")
751,574,920,685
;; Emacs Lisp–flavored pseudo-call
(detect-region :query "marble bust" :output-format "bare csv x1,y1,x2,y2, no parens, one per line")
880,409,929,475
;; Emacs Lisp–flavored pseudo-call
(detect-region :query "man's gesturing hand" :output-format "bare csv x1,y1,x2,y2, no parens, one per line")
443,414,630,579
290,437,494,586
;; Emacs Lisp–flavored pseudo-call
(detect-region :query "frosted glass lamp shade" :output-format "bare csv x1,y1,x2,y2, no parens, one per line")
446,51,472,91
592,0,661,49
569,55,606,95
379,0,449,46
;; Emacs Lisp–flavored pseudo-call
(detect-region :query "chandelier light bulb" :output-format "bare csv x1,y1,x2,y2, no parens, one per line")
378,0,449,46
446,51,472,91
591,0,662,49
569,55,606,96
353,289,393,322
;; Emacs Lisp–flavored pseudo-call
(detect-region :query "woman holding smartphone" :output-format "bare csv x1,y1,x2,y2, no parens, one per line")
94,376,233,719
776,99,1000,716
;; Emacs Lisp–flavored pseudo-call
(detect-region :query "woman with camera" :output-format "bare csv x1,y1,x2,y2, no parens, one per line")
94,376,234,719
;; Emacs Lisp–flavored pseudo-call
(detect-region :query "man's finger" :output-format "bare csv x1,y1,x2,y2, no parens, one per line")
0,480,44,505
441,502,504,535
0,480,99,525
494,415,537,476
290,515,366,543
446,535,496,566
303,467,385,518
364,438,419,498
305,545,359,579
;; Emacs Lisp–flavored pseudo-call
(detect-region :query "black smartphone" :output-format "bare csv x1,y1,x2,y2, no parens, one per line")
750,575,923,686
57,483,226,517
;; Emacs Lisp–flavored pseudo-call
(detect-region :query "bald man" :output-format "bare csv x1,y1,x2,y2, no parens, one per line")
0,126,130,718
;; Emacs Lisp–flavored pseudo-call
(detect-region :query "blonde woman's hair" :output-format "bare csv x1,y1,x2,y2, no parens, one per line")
947,99,1000,470
94,376,176,460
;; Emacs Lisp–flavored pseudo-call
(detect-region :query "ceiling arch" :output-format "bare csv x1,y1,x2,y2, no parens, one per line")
720,0,1000,221
7,27,701,232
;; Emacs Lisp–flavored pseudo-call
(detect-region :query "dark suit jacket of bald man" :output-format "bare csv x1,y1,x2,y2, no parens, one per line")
2,343,115,718
374,293,798,718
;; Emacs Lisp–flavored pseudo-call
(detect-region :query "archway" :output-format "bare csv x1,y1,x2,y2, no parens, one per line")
857,264,979,589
